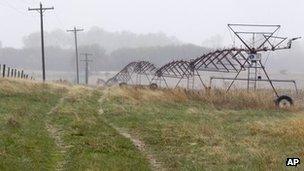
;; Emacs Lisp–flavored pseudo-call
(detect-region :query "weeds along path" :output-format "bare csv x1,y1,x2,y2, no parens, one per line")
99,96,163,171
45,97,69,171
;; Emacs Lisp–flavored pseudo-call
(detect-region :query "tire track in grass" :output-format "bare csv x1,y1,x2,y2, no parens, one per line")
110,125,163,171
45,97,70,171
99,96,163,171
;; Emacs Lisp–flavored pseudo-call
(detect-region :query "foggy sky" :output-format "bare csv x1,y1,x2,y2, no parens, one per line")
0,0,303,48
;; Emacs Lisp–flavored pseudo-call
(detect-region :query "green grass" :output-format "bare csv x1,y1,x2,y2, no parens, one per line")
1,79,303,170
0,80,150,170
48,87,150,170
101,87,304,170
0,80,66,170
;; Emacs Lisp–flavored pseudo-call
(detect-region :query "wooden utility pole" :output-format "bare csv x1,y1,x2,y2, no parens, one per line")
67,27,84,84
81,53,93,85
28,3,54,82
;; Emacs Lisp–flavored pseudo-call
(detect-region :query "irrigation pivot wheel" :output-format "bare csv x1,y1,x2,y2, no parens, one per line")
275,95,293,109
149,83,158,90
119,82,128,87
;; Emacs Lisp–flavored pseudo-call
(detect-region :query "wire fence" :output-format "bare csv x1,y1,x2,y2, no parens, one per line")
0,64,33,80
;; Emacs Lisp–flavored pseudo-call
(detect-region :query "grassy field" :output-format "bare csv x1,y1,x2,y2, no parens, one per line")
101,87,304,170
1,78,304,170
0,79,150,170
47,86,149,170
0,79,67,170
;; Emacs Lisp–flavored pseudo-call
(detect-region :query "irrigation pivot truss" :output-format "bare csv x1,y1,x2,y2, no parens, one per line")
190,48,249,73
224,24,301,97
227,24,300,52
106,61,157,86
151,60,206,89
106,24,301,107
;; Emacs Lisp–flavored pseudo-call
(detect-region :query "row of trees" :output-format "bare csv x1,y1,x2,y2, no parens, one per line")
22,27,181,52
1,27,303,73
0,44,209,72
1,42,303,73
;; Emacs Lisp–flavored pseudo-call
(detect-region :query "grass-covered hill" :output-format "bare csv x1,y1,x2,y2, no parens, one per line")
0,78,304,170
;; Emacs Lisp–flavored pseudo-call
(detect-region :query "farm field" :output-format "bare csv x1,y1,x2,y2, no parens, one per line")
0,79,150,170
100,87,304,170
1,0,303,170
1,78,304,170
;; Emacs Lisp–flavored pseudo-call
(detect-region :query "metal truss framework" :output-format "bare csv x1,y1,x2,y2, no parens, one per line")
106,24,300,97
223,24,300,97
106,61,157,86
152,60,206,89
190,48,249,73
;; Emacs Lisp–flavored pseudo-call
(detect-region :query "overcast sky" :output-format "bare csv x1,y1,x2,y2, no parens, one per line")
0,0,303,48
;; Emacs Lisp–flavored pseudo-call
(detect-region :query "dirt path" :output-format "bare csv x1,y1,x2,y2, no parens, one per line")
99,96,163,171
110,125,163,171
45,97,70,171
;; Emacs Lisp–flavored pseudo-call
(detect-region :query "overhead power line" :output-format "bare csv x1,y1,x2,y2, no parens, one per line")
0,0,27,14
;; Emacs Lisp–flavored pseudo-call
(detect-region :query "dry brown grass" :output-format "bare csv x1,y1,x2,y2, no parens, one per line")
266,119,304,139
104,86,189,104
104,86,303,110
0,78,69,95
101,86,304,170
52,79,72,86
65,86,94,103
197,89,276,110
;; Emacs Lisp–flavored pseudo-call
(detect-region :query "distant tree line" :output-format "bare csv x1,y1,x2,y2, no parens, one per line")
1,42,303,73
0,27,303,73
22,27,181,52
0,44,209,72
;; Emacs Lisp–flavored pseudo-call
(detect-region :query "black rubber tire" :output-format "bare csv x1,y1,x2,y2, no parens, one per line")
275,95,293,108
149,83,158,90
119,82,128,87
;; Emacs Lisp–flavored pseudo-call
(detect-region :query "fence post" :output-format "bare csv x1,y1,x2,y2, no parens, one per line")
18,71,20,78
14,69,17,78
7,67,10,77
11,68,14,78
21,70,24,79
2,65,6,77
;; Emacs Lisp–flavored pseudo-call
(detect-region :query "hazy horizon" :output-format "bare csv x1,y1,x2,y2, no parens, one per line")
0,0,303,83
0,0,303,48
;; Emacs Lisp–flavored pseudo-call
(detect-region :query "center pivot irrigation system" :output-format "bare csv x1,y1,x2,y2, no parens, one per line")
106,24,301,107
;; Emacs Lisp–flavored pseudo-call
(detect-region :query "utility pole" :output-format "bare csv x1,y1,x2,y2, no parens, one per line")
28,3,54,82
81,53,93,85
67,27,84,84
